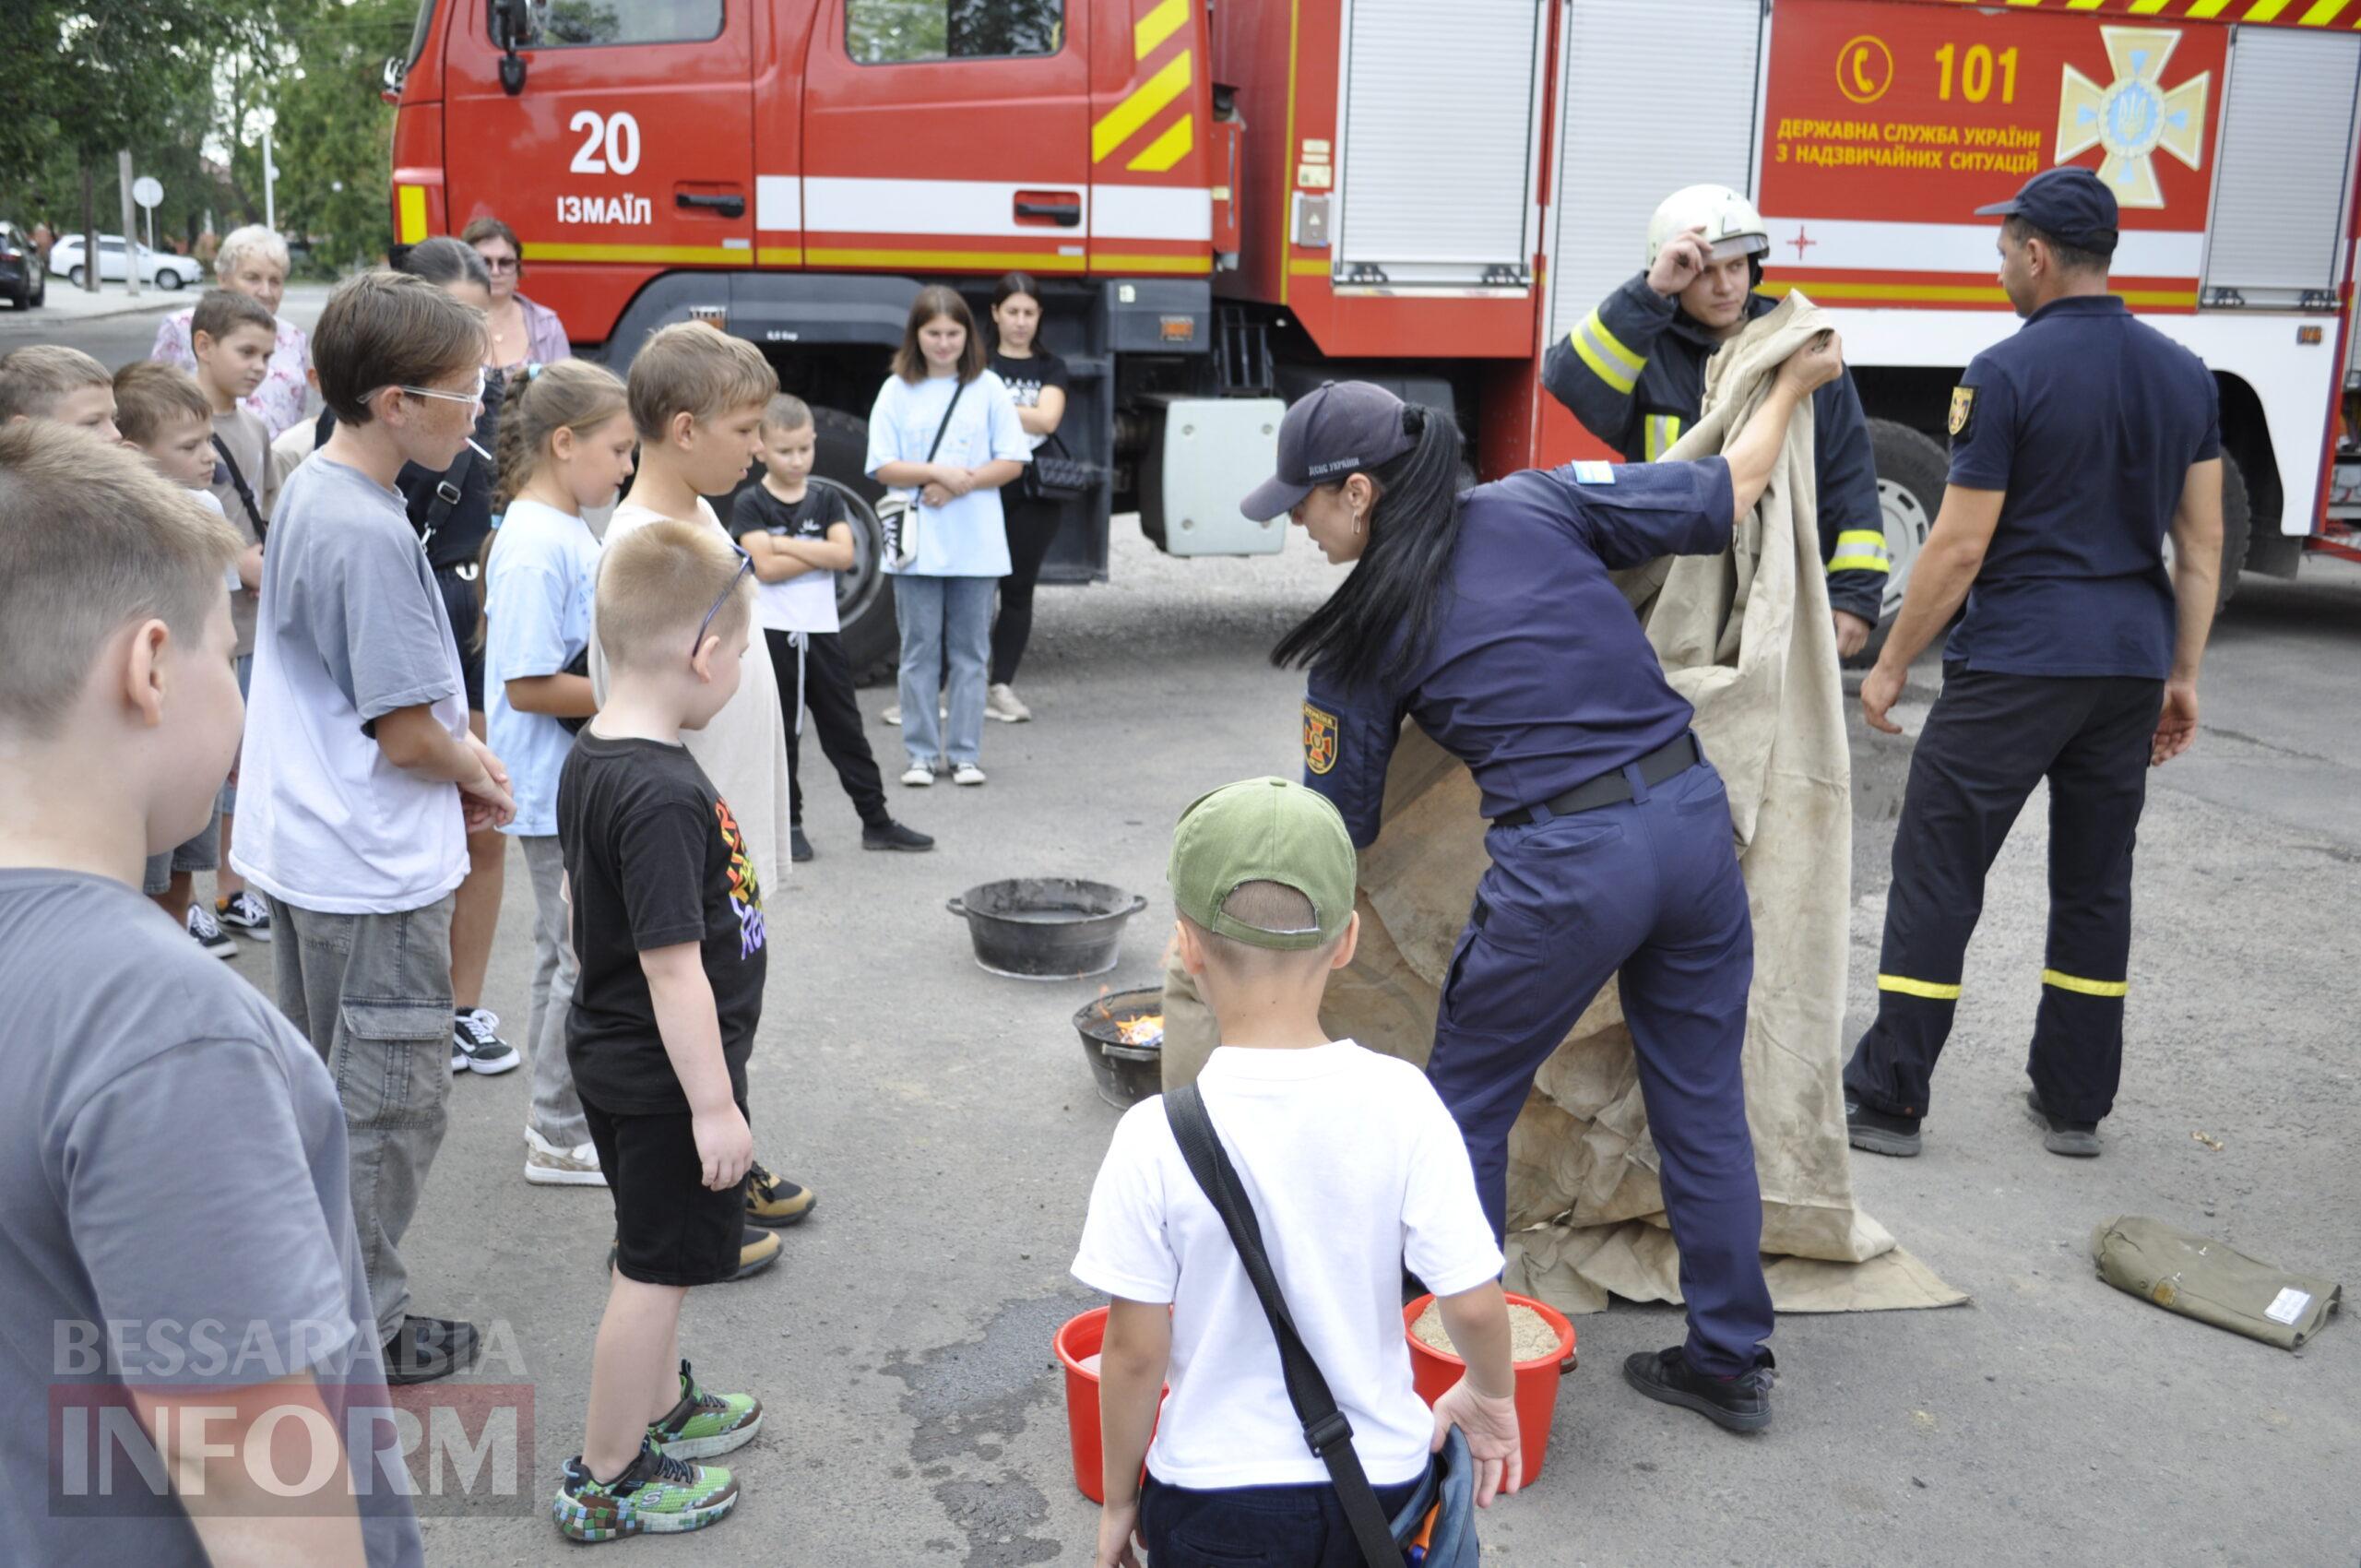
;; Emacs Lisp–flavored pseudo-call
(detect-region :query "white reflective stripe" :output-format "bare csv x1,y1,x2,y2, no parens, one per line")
1755,216,2204,279
1092,183,1214,242
755,176,800,232
804,177,1087,239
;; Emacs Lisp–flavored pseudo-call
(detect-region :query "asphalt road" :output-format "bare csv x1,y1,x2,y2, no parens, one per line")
17,302,2356,1563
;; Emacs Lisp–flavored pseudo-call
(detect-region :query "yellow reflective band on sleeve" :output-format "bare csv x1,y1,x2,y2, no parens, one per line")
1829,556,1892,574
1644,414,1683,461
2043,968,2129,998
1878,973,1963,1001
1834,529,1890,556
1569,327,1637,396
1583,309,1645,374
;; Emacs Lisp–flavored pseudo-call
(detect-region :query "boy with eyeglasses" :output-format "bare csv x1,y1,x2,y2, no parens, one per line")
231,271,516,1387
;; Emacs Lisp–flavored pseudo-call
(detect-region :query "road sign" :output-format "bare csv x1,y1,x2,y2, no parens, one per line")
131,176,163,209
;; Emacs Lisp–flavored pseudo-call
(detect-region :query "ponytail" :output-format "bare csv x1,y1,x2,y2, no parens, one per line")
492,359,628,510
1270,403,1466,691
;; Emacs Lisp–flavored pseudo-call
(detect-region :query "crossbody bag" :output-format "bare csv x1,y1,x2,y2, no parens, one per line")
877,379,966,571
1163,1084,1478,1568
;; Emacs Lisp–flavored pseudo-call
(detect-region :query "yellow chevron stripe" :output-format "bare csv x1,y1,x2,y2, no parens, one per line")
2127,0,2174,13
2069,0,2111,10
2298,0,2348,22
1127,113,1193,172
1878,973,1963,1001
1135,0,1189,57
1584,309,1645,373
2188,0,2236,14
1829,555,1892,573
2245,0,2294,20
1569,328,1637,396
2043,968,2130,997
1094,51,1192,162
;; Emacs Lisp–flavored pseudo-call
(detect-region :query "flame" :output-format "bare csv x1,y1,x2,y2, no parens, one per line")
1116,1013,1165,1047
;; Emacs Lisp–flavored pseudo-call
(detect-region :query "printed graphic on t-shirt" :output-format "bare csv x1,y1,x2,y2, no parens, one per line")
715,796,766,958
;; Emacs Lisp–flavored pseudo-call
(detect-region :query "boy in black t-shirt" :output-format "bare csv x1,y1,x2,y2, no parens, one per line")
730,394,931,862
552,518,770,1542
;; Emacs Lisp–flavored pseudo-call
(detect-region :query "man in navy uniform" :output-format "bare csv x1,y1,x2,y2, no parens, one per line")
1545,184,1892,657
1847,166,2225,1160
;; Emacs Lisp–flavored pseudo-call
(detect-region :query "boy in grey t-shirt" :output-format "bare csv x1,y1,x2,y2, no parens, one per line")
0,423,423,1564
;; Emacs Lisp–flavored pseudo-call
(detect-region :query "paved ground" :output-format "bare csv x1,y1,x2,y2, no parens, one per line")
22,306,2355,1563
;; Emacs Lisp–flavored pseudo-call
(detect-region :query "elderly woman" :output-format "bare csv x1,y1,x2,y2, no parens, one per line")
148,223,312,438
461,217,571,371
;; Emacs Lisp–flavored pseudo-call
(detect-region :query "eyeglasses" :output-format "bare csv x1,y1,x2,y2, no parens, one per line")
480,255,520,273
393,368,488,409
692,547,755,664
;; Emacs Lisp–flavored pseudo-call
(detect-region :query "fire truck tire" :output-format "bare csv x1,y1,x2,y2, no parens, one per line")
811,406,900,686
1860,419,1947,661
2164,449,2249,614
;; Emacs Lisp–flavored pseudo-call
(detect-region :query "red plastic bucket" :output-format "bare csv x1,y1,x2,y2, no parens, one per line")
1402,1292,1576,1485
1054,1307,1166,1504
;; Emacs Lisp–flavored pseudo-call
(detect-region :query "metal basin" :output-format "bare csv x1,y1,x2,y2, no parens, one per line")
946,878,1150,981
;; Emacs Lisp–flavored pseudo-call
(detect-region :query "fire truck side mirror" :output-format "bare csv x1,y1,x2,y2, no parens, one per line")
492,0,533,96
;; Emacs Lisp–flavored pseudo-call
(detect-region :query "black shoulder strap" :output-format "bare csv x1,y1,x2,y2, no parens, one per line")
1164,1085,1406,1568
418,443,473,553
210,434,267,541
922,378,967,462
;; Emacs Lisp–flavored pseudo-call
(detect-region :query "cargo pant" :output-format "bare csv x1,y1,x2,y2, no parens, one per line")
1843,667,2164,1125
267,894,456,1347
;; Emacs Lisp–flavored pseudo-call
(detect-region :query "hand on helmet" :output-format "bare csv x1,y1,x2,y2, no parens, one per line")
1648,225,1714,297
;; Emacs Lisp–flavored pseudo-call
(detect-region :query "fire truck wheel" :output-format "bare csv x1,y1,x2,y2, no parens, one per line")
1860,419,1947,662
811,406,899,685
2163,449,2250,615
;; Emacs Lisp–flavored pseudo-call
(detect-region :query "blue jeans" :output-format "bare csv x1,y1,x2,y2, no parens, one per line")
1141,1474,1422,1568
892,573,994,768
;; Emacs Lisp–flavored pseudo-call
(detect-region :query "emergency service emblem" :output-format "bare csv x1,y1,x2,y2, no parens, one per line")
1948,385,1975,440
1302,701,1338,776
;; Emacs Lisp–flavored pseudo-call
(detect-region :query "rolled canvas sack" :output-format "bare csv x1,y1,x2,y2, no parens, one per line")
2089,1215,2341,1350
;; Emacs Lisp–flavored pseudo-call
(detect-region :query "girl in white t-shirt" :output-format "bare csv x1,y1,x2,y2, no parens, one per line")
484,361,635,1187
865,286,1030,788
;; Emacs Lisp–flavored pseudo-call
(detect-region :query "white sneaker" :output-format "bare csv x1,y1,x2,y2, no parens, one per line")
952,764,988,787
881,705,902,725
900,766,935,787
185,902,236,959
452,1008,521,1075
985,683,1031,723
524,1127,607,1187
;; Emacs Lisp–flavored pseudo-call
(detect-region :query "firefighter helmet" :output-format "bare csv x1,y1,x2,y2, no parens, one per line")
1646,184,1771,269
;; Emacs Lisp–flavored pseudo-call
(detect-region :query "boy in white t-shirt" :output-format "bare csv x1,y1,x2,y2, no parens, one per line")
1074,778,1523,1568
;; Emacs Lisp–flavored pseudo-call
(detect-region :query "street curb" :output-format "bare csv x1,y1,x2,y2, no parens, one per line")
10,294,186,324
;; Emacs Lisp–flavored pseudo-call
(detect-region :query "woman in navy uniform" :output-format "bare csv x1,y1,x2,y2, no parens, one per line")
1241,348,1842,1433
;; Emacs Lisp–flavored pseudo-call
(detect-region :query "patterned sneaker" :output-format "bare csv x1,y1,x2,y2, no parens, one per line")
452,1008,521,1075
185,902,236,959
525,1126,607,1187
745,1162,815,1228
647,1360,764,1460
215,889,272,941
552,1441,738,1542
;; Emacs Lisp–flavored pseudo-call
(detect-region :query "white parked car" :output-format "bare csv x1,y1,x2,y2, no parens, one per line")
48,234,205,291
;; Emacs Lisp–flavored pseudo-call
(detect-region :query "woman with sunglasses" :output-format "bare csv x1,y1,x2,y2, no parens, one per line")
463,217,573,373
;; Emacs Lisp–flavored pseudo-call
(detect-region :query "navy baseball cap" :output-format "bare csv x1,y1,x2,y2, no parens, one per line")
1975,166,2119,256
1240,381,1414,522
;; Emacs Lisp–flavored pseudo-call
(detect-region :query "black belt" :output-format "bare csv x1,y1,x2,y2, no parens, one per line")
1491,732,1703,828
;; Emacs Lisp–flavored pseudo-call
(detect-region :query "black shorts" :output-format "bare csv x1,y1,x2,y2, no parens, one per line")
582,1098,750,1288
434,565,486,712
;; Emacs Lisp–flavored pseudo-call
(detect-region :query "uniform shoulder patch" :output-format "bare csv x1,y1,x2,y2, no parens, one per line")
1948,385,1976,440
1570,460,1617,485
1301,700,1338,776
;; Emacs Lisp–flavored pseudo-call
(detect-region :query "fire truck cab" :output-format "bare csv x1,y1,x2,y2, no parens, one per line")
386,0,2361,675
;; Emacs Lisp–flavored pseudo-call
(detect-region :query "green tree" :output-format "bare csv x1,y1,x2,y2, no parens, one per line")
269,0,413,274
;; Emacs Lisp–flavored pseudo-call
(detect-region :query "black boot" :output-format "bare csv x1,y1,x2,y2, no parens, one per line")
1846,1098,1922,1158
2026,1088,2100,1158
861,819,934,851
1622,1345,1774,1433
382,1314,481,1385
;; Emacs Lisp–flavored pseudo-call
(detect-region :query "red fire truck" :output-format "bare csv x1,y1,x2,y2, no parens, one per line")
386,0,2361,673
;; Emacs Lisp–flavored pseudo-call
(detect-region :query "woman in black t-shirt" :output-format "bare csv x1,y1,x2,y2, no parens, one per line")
983,271,1070,724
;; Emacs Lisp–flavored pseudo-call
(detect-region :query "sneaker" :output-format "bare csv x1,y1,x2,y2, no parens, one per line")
1845,1098,1922,1158
525,1126,607,1187
880,704,901,726
383,1314,481,1386
215,889,272,942
185,902,236,959
553,1441,738,1542
899,765,934,788
1622,1345,1774,1433
985,683,1031,723
860,820,935,852
951,763,987,787
452,1008,522,1075
602,1226,779,1282
2026,1088,2101,1158
745,1162,816,1228
790,826,813,863
647,1360,764,1460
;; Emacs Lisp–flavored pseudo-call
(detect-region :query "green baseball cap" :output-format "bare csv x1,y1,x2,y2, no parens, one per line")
1169,777,1357,951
